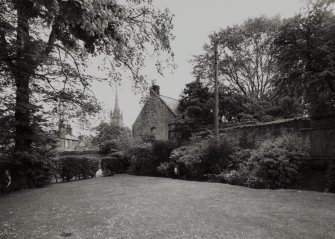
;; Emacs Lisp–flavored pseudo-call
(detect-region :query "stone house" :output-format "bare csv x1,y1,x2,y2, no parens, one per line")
132,84,180,140
55,124,79,151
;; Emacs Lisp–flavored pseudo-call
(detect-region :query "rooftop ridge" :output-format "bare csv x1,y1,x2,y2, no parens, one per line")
159,94,179,101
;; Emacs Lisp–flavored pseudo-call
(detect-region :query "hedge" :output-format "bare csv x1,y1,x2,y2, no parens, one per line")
59,156,99,181
59,150,99,156
101,153,128,176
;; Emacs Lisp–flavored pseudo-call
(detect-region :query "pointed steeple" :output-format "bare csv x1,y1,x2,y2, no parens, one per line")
110,86,123,127
114,87,120,112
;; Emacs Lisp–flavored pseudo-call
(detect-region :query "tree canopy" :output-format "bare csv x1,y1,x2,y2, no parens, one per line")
272,0,335,116
0,0,174,190
192,16,280,100
0,0,174,152
92,122,131,154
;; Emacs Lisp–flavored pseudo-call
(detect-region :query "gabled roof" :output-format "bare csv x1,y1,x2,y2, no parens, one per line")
132,91,181,126
159,95,181,116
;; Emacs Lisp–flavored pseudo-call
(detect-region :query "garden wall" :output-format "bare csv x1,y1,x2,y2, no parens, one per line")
193,117,335,167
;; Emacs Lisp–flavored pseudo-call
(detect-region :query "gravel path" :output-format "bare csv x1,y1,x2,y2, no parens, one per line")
0,175,335,239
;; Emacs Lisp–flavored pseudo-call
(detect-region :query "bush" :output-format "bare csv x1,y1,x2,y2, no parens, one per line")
222,132,310,189
101,154,128,176
59,150,99,156
127,145,157,176
157,162,175,177
8,152,58,191
99,142,118,155
203,139,235,174
129,157,157,176
170,143,206,178
60,156,99,181
170,139,236,179
248,133,310,188
152,140,177,164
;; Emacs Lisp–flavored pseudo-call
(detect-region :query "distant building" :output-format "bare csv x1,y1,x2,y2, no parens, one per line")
110,88,123,127
55,123,79,152
132,83,180,140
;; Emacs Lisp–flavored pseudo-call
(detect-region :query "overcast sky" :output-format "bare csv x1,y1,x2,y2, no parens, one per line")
86,0,307,131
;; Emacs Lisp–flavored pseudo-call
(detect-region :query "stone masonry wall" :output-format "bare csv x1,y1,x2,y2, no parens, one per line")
132,95,176,141
193,117,335,167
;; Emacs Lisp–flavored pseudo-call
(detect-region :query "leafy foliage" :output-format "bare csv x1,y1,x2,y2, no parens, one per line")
192,16,280,99
247,133,310,188
0,0,174,190
0,151,58,192
156,162,175,177
92,123,131,154
273,0,335,116
101,154,128,176
170,139,236,178
59,156,99,181
221,132,311,189
126,144,157,176
152,140,177,164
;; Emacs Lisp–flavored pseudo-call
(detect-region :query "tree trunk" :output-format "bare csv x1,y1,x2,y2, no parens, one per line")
14,74,32,152
14,2,32,152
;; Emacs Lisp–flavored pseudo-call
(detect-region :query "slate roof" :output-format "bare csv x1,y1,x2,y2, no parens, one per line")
159,95,181,116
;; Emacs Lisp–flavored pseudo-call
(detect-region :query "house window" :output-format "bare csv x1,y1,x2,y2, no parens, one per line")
65,139,70,148
151,127,156,137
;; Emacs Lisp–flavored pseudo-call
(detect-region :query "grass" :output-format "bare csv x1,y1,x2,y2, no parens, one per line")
0,175,335,239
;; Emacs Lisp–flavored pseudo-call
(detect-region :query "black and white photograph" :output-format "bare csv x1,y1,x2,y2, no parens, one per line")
0,0,335,238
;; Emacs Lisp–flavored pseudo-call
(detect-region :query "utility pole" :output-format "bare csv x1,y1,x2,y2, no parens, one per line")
214,40,219,143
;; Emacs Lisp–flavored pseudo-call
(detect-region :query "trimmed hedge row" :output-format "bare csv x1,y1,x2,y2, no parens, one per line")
101,152,128,176
59,157,99,181
59,150,99,156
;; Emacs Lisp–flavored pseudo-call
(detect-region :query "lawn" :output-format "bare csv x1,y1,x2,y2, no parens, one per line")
0,175,335,239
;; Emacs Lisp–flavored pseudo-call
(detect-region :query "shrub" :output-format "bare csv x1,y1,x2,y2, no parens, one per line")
230,148,253,168
248,133,310,188
223,170,245,186
152,140,177,164
127,145,157,176
170,142,206,178
157,162,175,177
99,142,118,155
238,131,256,149
129,157,157,176
59,150,99,156
203,139,235,174
170,139,236,178
2,152,58,191
60,156,99,181
220,132,310,189
101,154,128,176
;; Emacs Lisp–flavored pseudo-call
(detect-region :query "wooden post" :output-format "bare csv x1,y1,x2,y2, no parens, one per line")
214,40,219,143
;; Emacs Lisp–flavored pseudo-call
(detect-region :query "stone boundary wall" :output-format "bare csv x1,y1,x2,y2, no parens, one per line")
192,117,335,167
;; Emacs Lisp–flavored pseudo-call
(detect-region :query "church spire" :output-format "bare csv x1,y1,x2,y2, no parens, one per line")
114,87,120,112
110,86,123,127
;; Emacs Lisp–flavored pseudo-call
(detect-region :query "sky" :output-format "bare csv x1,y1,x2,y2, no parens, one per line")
85,0,307,132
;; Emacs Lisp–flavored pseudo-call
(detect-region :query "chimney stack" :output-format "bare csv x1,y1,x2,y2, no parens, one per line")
66,124,72,135
150,80,160,96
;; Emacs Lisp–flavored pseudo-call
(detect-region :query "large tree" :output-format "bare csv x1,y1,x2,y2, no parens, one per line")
192,16,280,100
272,0,335,116
92,122,131,154
0,0,174,153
